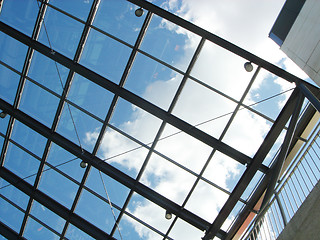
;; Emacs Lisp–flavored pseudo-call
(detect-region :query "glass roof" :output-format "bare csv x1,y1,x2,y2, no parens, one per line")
0,0,319,240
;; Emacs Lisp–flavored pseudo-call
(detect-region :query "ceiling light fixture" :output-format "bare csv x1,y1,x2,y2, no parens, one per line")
135,7,144,17
0,111,7,118
244,61,253,72
80,161,88,168
165,210,172,220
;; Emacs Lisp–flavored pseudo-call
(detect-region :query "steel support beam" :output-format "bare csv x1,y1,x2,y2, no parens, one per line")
259,91,304,213
0,167,114,240
128,0,304,85
203,88,300,240
0,221,26,240
298,82,320,113
0,98,211,232
0,21,255,170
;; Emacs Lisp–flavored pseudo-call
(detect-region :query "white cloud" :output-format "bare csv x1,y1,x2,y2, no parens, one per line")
85,0,309,239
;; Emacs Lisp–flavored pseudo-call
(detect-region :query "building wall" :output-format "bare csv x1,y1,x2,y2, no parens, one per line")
277,180,320,240
280,0,320,86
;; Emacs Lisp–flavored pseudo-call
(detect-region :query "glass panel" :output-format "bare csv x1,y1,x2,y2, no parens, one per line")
140,153,197,205
80,28,132,83
241,170,264,201
65,224,95,240
223,108,272,157
50,0,93,21
23,216,60,240
28,51,68,95
38,6,84,59
172,79,237,139
75,189,119,233
85,167,130,208
0,0,38,36
46,143,84,182
170,218,204,240
38,166,79,208
124,53,183,110
117,216,142,240
0,112,9,134
57,104,102,152
0,64,20,105
243,68,295,121
30,201,66,233
97,126,149,179
0,197,24,233
203,152,245,192
19,80,60,127
4,143,40,185
93,0,145,45
110,98,162,144
155,124,212,174
68,74,114,119
191,40,253,100
11,120,47,157
140,14,201,71
127,192,170,239
0,32,28,71
185,180,229,223
0,179,29,210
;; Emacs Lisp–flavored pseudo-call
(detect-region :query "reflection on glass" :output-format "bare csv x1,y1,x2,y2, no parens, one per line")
0,64,20,105
30,201,66,233
38,167,78,208
68,74,114,119
125,53,183,110
57,104,102,152
0,32,28,71
4,143,40,185
65,224,95,240
0,197,24,233
140,14,200,71
80,28,131,83
0,0,38,36
28,51,68,95
20,80,60,128
93,0,145,44
75,189,119,233
38,6,84,59
11,120,47,157
23,216,60,240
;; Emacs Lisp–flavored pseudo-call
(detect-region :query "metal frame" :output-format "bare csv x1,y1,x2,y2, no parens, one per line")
1,0,320,239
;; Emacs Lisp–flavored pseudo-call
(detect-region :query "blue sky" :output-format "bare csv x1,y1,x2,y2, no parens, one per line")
0,0,312,239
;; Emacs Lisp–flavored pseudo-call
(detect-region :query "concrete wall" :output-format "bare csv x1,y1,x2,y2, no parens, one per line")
280,0,320,86
277,180,320,240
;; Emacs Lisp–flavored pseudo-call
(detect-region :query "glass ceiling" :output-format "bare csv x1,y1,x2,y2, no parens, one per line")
0,0,319,240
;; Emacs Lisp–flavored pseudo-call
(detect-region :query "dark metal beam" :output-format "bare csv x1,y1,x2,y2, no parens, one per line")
127,0,304,85
259,91,304,213
0,21,253,169
0,98,211,232
298,82,320,113
203,88,300,240
0,221,26,240
0,167,115,240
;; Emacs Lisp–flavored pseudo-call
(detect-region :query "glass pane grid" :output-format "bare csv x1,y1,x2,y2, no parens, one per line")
0,1,316,240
